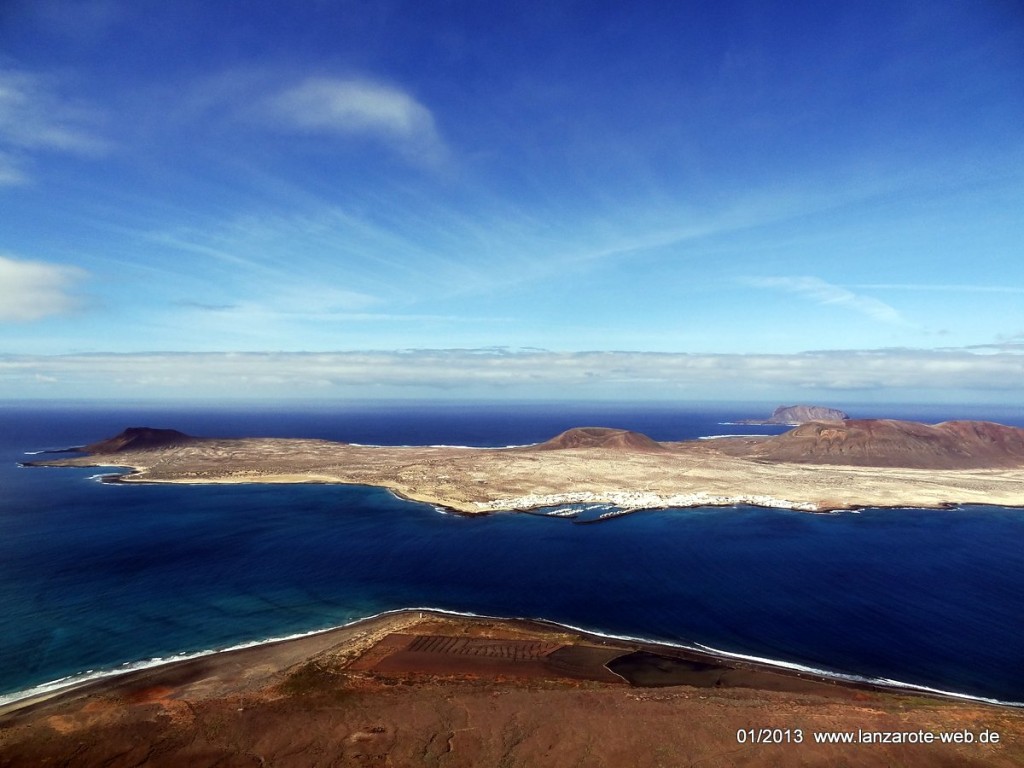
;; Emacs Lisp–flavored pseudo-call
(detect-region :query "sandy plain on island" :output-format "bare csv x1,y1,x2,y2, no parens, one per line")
31,426,1024,514
2,610,1023,768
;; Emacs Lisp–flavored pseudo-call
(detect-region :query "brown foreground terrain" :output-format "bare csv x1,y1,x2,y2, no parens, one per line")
2,611,1022,768
27,419,1024,513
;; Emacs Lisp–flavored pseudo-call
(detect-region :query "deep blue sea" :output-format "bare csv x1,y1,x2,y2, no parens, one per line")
2,401,1023,705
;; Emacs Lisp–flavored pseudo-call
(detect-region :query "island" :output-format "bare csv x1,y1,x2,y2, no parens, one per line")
25,419,1024,514
738,403,850,425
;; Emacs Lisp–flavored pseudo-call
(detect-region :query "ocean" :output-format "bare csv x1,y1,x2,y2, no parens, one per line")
2,400,1023,705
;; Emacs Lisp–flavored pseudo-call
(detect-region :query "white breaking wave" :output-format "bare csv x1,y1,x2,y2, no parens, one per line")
474,491,821,513
0,608,434,709
688,641,1024,709
346,443,529,450
697,434,767,440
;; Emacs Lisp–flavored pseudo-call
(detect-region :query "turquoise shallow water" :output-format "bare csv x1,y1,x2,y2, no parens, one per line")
2,402,1023,703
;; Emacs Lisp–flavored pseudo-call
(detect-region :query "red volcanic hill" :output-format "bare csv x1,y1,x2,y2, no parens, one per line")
531,427,668,453
85,427,197,454
726,419,1024,469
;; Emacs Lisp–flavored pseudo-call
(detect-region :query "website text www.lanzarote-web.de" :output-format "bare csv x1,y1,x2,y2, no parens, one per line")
735,727,1001,746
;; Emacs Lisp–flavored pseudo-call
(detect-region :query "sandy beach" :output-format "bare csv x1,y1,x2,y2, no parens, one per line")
2,610,1022,767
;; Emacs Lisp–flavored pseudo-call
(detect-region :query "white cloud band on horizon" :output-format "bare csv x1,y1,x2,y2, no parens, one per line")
0,255,85,321
1,348,1020,400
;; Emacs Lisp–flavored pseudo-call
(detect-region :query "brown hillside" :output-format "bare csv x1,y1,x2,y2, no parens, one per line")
720,419,1024,469
85,427,197,454
530,427,668,453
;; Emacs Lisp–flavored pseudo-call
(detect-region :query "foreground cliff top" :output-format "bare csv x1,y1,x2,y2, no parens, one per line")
4,611,1022,767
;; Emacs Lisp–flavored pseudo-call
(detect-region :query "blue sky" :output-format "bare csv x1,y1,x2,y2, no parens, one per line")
1,0,1022,403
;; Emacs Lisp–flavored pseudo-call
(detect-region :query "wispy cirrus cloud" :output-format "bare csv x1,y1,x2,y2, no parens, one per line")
962,332,1024,353
854,283,1024,295
174,285,381,322
264,77,448,166
0,68,108,184
0,254,86,321
0,150,29,185
744,275,904,324
18,0,123,41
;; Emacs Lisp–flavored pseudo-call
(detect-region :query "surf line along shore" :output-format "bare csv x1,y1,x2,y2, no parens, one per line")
3,609,1024,767
24,419,1024,514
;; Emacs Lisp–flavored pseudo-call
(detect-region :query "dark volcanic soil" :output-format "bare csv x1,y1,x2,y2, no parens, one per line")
85,427,198,453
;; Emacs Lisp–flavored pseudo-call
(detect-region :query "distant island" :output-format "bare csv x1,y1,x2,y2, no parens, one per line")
738,403,850,425
26,418,1024,515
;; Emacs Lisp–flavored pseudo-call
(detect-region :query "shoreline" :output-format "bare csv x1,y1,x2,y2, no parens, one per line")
97,472,829,514
88,470,1019,518
3,607,1021,718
